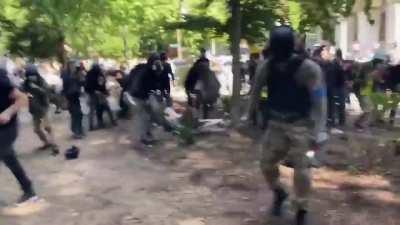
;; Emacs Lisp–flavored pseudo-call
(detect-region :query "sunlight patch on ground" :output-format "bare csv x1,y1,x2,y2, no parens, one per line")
1,199,49,217
88,138,112,146
178,217,206,225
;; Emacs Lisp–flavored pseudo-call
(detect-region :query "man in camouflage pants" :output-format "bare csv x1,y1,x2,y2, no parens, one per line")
245,26,328,225
23,65,59,155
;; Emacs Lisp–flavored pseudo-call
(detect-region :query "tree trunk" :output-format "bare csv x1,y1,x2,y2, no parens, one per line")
123,35,128,60
177,29,183,59
230,0,242,126
177,0,184,59
57,34,67,68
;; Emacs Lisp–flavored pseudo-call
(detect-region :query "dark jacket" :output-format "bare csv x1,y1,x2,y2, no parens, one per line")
62,69,85,100
185,62,201,92
85,65,108,95
161,63,173,94
129,65,169,100
0,69,17,129
23,72,50,118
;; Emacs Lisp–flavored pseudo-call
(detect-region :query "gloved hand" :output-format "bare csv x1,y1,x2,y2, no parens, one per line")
308,132,329,168
316,132,329,144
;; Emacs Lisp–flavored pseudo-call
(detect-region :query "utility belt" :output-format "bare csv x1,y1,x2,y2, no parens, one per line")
267,110,308,124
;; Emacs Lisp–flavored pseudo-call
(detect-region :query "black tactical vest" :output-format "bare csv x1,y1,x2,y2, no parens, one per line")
266,56,311,122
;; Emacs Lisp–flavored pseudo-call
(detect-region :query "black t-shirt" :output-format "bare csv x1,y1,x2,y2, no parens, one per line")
0,73,17,129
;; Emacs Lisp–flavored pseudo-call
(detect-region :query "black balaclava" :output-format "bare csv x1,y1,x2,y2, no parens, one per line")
25,64,40,81
269,26,295,61
147,53,163,75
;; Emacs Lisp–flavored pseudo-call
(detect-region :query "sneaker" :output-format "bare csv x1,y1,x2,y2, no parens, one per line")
51,145,60,156
330,128,344,135
17,192,39,205
271,188,288,217
133,142,150,151
73,134,84,139
141,139,155,147
37,144,52,151
307,150,323,168
295,209,308,225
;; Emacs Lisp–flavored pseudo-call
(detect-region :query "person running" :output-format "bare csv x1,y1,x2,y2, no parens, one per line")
23,65,59,155
244,26,328,225
127,53,174,149
85,64,116,130
62,60,85,139
0,68,38,203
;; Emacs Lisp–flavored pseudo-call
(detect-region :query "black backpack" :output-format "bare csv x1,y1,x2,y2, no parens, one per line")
127,64,147,97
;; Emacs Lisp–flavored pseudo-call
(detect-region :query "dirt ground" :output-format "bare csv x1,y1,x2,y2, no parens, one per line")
1,112,400,225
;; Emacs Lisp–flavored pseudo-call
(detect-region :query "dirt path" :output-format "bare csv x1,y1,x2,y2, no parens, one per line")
1,117,400,225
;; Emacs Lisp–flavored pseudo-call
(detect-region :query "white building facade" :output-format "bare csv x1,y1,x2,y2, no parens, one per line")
335,0,400,63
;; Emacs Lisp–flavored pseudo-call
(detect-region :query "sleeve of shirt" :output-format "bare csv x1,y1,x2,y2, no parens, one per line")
299,60,328,138
245,60,268,118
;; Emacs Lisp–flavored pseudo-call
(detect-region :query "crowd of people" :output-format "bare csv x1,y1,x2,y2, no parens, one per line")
246,39,400,134
1,25,400,225
0,52,182,204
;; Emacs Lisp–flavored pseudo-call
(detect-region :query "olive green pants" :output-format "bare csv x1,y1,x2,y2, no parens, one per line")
260,120,312,210
33,113,55,146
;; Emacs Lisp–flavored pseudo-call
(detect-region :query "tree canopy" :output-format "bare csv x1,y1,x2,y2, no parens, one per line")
0,0,371,59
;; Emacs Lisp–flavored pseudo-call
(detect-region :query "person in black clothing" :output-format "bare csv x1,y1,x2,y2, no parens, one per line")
314,46,346,129
384,64,400,124
0,68,37,204
248,53,260,90
62,60,85,139
184,59,219,119
185,60,207,115
332,49,347,126
85,64,116,130
129,54,174,148
160,52,174,106
197,48,210,64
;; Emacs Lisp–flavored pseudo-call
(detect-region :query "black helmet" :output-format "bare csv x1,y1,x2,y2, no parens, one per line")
25,64,39,77
269,26,295,60
147,53,161,65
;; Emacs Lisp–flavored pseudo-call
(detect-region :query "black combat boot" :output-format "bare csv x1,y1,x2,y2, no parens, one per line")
271,188,288,217
295,209,308,225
